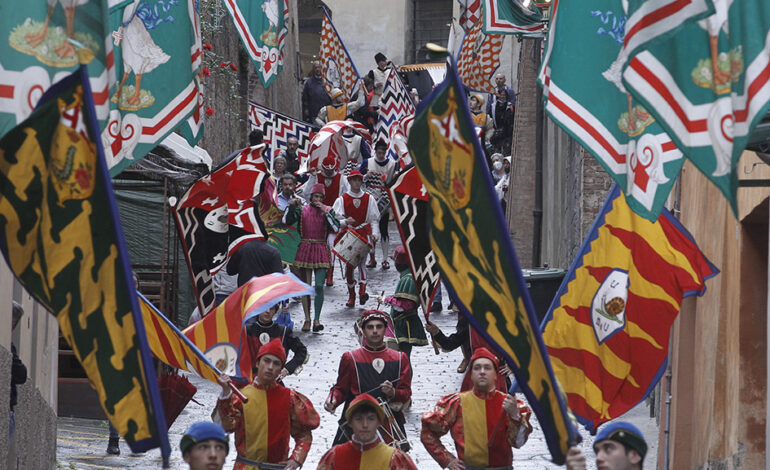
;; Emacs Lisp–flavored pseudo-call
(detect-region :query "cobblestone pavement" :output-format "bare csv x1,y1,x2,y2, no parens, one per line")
56,229,659,469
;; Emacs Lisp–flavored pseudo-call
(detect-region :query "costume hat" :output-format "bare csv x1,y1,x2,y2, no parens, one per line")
345,393,386,423
180,421,228,455
469,347,499,371
595,421,647,459
256,337,287,365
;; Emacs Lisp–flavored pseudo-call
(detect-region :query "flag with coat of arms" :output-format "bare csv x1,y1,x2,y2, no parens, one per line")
540,0,685,221
408,58,580,464
542,184,718,431
621,0,770,215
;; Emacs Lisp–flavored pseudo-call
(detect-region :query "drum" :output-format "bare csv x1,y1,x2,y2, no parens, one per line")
332,228,372,266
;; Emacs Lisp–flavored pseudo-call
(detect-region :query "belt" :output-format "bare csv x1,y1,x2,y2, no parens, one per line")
303,239,326,243
465,466,513,470
392,310,418,322
235,456,285,469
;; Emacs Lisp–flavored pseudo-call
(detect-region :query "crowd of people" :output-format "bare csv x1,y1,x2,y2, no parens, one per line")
123,55,644,470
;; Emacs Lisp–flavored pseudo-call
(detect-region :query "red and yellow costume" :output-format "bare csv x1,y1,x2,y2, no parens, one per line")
421,389,532,468
216,339,320,470
318,438,417,470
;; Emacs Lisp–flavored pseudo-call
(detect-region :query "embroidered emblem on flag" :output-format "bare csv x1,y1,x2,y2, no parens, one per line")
542,185,718,432
457,21,505,93
319,7,360,100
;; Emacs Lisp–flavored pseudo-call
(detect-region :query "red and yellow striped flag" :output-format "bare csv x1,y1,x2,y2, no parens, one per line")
542,185,718,431
138,293,220,384
183,273,314,382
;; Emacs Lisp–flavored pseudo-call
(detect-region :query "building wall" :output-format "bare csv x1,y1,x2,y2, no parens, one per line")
661,153,770,469
0,258,58,470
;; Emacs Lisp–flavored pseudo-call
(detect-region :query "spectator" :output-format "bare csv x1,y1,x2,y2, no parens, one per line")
302,60,331,124
490,153,506,185
490,87,515,154
486,73,516,115
9,302,27,449
272,155,288,180
276,137,301,175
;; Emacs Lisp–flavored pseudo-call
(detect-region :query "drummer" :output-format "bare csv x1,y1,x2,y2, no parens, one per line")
325,309,412,451
317,394,417,469
332,169,380,307
301,155,350,287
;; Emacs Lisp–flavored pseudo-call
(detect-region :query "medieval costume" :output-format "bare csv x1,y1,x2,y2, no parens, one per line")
283,183,340,332
327,310,412,451
216,339,320,470
421,348,533,470
432,313,509,392
315,87,365,126
333,170,381,307
299,156,350,286
318,394,417,470
364,139,398,269
245,317,308,376
383,246,428,358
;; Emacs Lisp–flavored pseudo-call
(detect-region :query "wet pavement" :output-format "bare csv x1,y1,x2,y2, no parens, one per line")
56,228,658,469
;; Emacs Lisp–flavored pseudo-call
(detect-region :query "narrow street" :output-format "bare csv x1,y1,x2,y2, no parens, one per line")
55,228,657,469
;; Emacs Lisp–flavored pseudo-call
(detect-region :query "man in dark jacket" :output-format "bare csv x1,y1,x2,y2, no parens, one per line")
226,240,284,287
10,301,27,441
302,61,331,124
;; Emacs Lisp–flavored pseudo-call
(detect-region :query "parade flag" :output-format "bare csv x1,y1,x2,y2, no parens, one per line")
0,67,170,459
302,120,372,172
183,273,314,382
388,167,441,313
623,0,770,212
0,0,113,139
319,7,360,100
173,145,269,316
408,61,580,464
375,68,415,156
457,20,505,93
221,0,289,87
248,100,319,162
542,185,718,431
481,0,545,35
390,114,414,170
458,0,483,33
621,1,770,214
539,0,685,221
139,293,221,384
104,0,204,176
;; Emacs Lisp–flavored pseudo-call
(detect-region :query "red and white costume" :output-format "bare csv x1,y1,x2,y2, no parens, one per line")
333,186,380,292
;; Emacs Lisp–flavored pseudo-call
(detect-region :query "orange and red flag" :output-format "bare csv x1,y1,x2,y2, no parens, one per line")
542,184,718,431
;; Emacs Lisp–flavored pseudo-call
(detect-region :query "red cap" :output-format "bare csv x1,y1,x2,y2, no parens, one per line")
322,155,337,170
310,183,326,196
361,309,389,327
347,170,364,180
345,393,386,423
393,245,409,266
256,337,286,365
469,347,498,371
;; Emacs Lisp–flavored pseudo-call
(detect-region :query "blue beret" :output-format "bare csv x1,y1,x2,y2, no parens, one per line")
594,421,647,459
180,421,228,455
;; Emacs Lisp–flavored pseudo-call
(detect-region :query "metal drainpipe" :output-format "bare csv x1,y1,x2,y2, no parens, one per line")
532,38,544,268
663,176,682,470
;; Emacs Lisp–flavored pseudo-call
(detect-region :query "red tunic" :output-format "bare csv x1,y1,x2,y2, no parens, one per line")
328,345,412,407
421,390,532,468
317,440,417,470
342,192,373,236
217,382,320,469
319,173,344,206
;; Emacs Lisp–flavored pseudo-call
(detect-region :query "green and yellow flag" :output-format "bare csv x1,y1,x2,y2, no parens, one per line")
0,67,170,460
408,61,580,464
